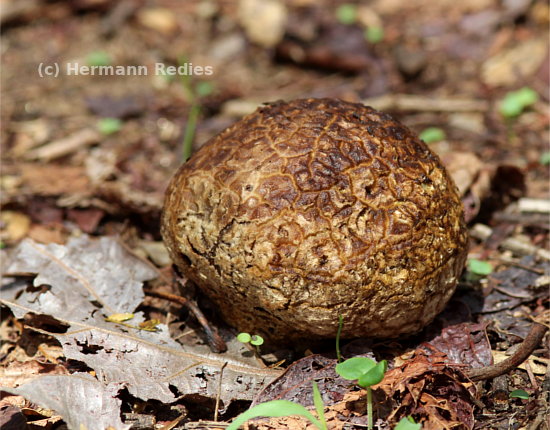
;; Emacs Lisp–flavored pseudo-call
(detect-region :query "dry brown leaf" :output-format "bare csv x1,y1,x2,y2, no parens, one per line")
19,164,91,196
0,211,31,243
482,38,548,86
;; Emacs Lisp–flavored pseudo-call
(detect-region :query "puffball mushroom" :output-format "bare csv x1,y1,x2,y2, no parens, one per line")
161,98,468,342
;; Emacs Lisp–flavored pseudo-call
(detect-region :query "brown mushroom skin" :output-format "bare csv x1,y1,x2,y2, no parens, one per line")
161,98,468,343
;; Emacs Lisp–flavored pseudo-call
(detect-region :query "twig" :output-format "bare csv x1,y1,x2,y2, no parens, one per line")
470,223,550,261
466,323,548,381
25,128,99,161
143,288,227,353
518,198,550,214
214,362,228,422
524,361,539,390
492,211,550,227
494,257,546,275
361,94,489,112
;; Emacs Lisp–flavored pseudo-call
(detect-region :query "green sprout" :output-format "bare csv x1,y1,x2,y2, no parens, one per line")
467,259,493,277
336,314,344,363
227,382,327,430
97,117,122,135
510,389,529,400
395,416,422,429
335,357,388,430
237,332,264,354
336,4,358,25
365,26,384,44
312,381,328,430
86,51,111,67
179,56,215,162
539,151,550,166
419,127,446,144
499,87,539,118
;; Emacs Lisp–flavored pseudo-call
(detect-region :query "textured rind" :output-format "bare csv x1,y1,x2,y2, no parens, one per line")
161,98,468,342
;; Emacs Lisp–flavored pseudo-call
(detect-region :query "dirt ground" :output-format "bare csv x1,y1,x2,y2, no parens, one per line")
0,0,549,429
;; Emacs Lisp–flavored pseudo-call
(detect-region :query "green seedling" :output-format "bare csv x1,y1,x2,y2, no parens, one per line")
237,332,264,354
499,87,539,118
395,416,422,429
336,356,388,430
467,259,493,277
312,381,328,430
86,51,111,67
97,117,122,135
227,381,327,430
419,127,446,144
509,389,529,399
336,4,358,25
179,59,215,162
540,151,550,166
365,26,384,44
336,314,344,362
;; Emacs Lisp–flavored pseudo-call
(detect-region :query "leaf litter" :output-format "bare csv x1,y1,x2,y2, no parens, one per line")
1,236,281,430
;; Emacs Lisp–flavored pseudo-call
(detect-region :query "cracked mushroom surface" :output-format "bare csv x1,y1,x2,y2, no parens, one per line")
161,98,468,342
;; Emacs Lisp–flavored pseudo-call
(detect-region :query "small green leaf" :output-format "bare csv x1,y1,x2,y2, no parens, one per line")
419,127,446,143
515,87,539,105
365,26,384,44
139,319,161,331
312,382,327,430
105,313,134,323
499,87,539,118
357,360,387,387
97,118,122,135
335,357,376,380
237,332,251,343
510,389,529,399
539,151,550,165
395,416,422,430
250,335,264,346
86,51,111,67
195,81,214,97
468,259,493,276
226,400,322,430
336,4,357,25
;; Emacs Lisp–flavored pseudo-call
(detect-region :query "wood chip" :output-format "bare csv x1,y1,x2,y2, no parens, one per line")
362,94,489,112
25,129,100,161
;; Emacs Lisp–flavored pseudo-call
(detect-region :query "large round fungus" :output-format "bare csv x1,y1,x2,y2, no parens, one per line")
161,98,468,342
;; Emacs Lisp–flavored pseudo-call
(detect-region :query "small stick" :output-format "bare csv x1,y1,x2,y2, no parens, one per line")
470,223,550,261
524,361,539,391
214,362,228,422
144,288,227,353
494,257,545,275
362,94,489,112
466,323,548,381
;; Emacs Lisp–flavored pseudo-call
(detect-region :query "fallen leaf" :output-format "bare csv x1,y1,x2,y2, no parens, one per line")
482,38,547,86
426,323,493,369
0,359,67,388
136,7,178,35
19,164,91,196
253,354,350,407
1,236,281,425
5,373,129,430
3,236,154,317
0,211,31,243
378,352,476,430
66,208,104,233
238,0,287,48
